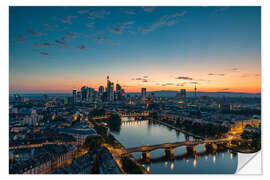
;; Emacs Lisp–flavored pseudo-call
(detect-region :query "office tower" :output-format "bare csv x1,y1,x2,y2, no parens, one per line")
151,92,155,101
180,89,186,99
72,89,77,104
116,83,122,101
141,88,146,101
194,84,197,97
98,86,104,96
64,97,69,105
106,76,114,101
81,86,87,101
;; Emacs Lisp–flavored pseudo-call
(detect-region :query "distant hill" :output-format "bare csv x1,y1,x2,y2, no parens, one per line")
127,90,261,98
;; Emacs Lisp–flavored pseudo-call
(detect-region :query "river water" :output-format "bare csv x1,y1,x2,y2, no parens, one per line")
110,117,238,174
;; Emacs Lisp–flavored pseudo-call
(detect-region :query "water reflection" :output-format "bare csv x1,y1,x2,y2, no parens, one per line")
111,119,238,174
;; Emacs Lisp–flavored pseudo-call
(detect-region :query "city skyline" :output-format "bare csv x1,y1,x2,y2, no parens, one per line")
9,7,261,94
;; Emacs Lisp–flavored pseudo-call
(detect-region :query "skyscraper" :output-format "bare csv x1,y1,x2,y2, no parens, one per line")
194,84,197,97
98,86,104,96
72,88,76,104
180,89,186,99
141,88,146,101
106,76,114,102
81,86,87,101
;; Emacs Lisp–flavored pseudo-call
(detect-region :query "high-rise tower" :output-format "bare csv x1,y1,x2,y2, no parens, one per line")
194,84,197,97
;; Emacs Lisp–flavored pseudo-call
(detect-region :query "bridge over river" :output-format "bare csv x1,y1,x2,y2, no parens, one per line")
120,138,239,160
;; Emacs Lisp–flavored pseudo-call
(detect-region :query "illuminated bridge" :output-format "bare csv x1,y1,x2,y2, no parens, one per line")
118,111,150,117
120,138,239,160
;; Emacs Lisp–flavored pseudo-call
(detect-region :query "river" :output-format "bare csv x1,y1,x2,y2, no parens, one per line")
110,117,238,174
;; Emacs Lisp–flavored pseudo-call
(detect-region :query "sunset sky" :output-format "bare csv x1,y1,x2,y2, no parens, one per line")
9,6,261,93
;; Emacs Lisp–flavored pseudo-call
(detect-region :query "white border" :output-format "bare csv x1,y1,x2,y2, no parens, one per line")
2,0,270,179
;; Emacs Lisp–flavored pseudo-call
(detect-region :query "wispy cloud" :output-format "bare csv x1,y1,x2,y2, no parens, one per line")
34,42,54,47
140,10,187,33
77,44,87,50
77,9,90,14
40,52,49,56
122,9,136,15
131,76,149,83
142,7,155,13
109,21,135,34
109,25,124,34
61,16,77,24
66,32,77,38
85,22,95,28
232,67,240,71
28,29,45,36
208,73,225,76
14,35,27,42
96,37,108,43
88,9,111,19
176,76,193,80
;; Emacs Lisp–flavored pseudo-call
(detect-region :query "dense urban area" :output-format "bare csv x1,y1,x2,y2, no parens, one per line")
9,76,261,174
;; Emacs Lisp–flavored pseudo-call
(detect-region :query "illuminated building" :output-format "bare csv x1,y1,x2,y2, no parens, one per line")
106,76,114,102
141,88,146,101
81,86,87,101
72,89,76,105
194,84,197,97
180,89,186,99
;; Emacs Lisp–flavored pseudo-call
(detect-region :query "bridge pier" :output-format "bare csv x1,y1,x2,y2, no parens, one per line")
141,151,150,161
205,143,213,153
186,145,196,155
185,134,190,141
165,148,174,158
211,143,218,152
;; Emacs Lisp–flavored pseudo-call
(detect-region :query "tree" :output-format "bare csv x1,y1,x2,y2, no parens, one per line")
84,135,104,150
107,114,121,132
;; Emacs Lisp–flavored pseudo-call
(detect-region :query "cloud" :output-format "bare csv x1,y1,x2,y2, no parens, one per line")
176,83,186,86
140,10,187,33
232,67,240,71
61,16,77,24
123,9,136,15
109,25,124,34
43,24,59,31
55,39,66,45
142,7,155,13
176,76,193,80
208,73,225,76
40,52,49,56
222,88,230,91
77,9,90,14
142,79,148,83
162,83,174,86
34,42,54,47
14,35,27,42
66,32,77,38
108,21,134,34
123,21,134,25
88,9,111,19
28,29,45,36
86,22,95,28
132,76,149,83
78,44,87,50
32,49,49,56
96,37,108,43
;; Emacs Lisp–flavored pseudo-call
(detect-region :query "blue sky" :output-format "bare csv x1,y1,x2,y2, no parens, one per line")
9,6,261,93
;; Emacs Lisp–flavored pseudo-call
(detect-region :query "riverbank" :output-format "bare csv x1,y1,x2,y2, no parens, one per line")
90,120,147,174
152,119,259,154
